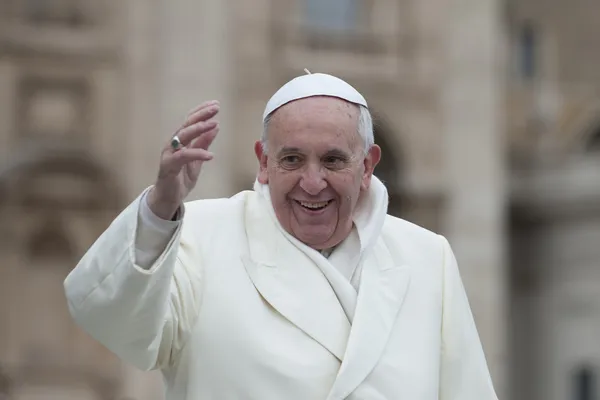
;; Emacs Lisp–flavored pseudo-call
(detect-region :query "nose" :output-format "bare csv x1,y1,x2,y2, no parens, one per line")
299,164,327,195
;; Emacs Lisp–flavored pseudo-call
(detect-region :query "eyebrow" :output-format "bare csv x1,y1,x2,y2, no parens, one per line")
276,147,351,159
322,149,351,159
276,147,303,157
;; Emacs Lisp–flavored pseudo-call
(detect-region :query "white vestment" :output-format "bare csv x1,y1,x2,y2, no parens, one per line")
64,178,498,400
252,177,388,322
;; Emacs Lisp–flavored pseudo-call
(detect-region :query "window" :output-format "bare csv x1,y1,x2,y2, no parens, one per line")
27,222,74,263
573,366,596,400
0,369,10,400
17,76,91,143
304,0,358,33
518,23,536,80
19,0,89,27
586,124,600,152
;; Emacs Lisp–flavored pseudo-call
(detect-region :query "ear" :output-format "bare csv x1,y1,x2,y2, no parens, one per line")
254,141,269,184
361,144,381,191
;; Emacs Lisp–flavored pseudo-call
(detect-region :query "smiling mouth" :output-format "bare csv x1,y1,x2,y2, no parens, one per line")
295,200,333,211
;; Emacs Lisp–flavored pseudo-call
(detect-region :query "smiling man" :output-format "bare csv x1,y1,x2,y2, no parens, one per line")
257,94,380,251
64,73,498,400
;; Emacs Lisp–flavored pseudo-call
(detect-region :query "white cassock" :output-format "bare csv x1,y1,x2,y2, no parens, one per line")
64,176,498,400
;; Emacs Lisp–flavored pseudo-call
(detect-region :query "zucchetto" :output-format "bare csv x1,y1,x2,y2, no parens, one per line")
262,71,368,122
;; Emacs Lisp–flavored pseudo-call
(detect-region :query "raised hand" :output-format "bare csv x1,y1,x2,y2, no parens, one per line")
148,100,220,219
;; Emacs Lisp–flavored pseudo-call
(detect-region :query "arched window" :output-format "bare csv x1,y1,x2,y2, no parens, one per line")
371,113,405,218
20,0,94,27
585,124,600,153
0,368,11,400
573,365,596,400
0,151,124,398
372,112,443,231
518,22,537,81
27,218,74,264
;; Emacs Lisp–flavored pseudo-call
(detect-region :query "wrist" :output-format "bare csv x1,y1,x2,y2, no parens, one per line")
147,187,180,221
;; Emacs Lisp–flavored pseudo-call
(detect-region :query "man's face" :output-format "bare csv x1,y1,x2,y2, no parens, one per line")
255,96,381,250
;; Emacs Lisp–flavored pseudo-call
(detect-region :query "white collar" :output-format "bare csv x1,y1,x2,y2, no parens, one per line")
253,176,389,322
252,175,389,257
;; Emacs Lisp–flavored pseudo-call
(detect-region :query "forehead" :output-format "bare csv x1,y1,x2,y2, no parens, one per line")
268,96,360,150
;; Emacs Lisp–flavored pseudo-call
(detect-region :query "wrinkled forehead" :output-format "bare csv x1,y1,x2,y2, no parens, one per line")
267,97,363,151
270,95,359,123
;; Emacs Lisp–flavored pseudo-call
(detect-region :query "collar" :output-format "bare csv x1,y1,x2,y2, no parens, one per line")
252,176,389,257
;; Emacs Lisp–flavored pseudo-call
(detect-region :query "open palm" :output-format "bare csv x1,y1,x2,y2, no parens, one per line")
149,101,220,220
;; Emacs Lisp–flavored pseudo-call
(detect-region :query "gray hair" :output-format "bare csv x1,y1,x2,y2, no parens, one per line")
261,104,374,154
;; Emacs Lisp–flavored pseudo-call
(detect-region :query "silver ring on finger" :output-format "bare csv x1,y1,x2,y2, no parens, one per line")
171,134,183,151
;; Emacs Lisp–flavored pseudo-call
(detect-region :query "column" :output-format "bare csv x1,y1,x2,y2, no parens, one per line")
440,0,508,397
1,204,29,366
159,0,235,200
120,1,169,397
91,67,126,175
124,0,163,199
0,61,17,164
120,2,234,397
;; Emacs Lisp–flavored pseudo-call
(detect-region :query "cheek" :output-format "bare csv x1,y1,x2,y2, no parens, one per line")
269,170,300,199
328,172,361,199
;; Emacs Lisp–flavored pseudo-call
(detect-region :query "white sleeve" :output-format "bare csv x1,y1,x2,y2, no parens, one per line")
135,191,182,269
64,188,203,372
438,235,499,400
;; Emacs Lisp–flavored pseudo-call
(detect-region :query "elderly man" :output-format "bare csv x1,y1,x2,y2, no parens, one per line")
64,73,498,400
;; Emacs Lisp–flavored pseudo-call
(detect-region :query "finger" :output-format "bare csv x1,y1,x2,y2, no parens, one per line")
181,101,219,128
165,148,214,172
187,100,219,116
175,101,219,132
190,126,219,150
176,120,218,147
183,104,220,128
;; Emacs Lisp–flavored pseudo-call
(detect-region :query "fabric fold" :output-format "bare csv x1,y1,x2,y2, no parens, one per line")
253,176,389,322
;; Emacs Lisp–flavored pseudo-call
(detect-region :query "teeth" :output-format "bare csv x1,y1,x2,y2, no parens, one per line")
299,201,329,209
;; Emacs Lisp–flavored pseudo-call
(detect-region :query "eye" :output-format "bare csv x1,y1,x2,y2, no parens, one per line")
283,155,300,163
323,156,346,169
280,155,302,168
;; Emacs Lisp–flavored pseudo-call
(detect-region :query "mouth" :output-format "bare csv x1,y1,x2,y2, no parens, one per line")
294,199,334,212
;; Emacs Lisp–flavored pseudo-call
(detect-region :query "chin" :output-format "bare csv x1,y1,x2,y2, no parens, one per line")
299,231,344,250
294,231,334,249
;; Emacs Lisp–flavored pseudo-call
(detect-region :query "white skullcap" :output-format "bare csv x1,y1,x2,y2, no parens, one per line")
262,72,368,122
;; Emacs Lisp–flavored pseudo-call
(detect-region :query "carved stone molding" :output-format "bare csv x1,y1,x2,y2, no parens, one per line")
6,364,121,400
6,0,108,29
0,1,121,61
268,0,415,85
0,149,124,214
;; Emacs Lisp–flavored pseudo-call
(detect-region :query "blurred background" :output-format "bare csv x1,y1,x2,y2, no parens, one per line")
0,0,599,399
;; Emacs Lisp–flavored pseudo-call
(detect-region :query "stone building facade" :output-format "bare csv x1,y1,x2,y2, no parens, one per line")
0,0,598,399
